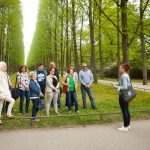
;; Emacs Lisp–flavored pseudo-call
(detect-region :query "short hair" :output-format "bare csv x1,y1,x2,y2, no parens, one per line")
82,63,87,67
19,65,27,73
29,71,36,78
50,62,55,66
0,61,7,71
38,63,44,67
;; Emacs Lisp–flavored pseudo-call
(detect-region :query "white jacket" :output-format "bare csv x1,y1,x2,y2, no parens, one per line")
46,75,59,93
0,72,11,99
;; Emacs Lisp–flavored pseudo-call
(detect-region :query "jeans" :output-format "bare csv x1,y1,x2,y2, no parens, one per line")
81,84,96,109
31,98,39,118
66,91,78,111
19,89,30,113
119,95,130,127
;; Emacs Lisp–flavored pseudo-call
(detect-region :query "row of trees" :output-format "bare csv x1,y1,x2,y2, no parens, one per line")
0,0,24,72
27,0,150,84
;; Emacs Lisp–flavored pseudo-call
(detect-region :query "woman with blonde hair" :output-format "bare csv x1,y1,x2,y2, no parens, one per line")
0,61,15,125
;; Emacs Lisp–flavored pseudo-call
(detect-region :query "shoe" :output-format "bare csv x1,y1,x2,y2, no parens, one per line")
92,107,97,109
6,115,14,119
69,110,72,114
118,127,128,132
0,121,4,125
128,126,131,130
56,112,60,116
76,110,79,114
33,118,40,122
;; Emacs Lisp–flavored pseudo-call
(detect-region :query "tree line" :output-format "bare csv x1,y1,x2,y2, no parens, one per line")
26,0,149,84
0,0,24,72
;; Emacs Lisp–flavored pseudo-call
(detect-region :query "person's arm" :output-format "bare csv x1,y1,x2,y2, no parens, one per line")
62,75,69,86
79,71,86,86
46,76,55,90
118,76,128,91
29,81,41,95
89,70,94,86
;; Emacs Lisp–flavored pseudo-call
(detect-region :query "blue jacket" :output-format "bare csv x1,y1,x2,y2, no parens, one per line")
29,79,41,98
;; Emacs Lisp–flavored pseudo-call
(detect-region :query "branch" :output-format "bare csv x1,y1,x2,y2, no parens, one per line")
113,0,121,7
94,0,122,35
128,0,150,48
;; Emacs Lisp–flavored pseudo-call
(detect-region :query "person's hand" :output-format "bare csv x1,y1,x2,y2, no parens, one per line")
39,92,44,97
117,87,121,92
85,84,90,88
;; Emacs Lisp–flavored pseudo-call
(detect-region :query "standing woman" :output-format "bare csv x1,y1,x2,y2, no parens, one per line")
17,65,30,114
29,72,43,121
46,68,59,116
0,61,15,125
117,63,132,132
62,68,79,113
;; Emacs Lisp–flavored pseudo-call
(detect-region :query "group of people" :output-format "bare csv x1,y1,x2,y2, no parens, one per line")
0,61,97,123
0,61,132,132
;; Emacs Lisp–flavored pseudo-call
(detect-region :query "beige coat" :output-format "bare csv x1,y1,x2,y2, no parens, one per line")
46,75,59,93
0,72,11,99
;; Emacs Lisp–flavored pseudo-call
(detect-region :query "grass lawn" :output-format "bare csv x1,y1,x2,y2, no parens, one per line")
0,74,150,130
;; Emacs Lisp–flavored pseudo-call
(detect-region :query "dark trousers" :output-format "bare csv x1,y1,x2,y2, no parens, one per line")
119,96,130,127
66,91,78,111
31,98,39,118
19,89,30,113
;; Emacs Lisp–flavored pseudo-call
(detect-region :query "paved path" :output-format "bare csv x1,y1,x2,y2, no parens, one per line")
0,120,150,150
98,80,150,92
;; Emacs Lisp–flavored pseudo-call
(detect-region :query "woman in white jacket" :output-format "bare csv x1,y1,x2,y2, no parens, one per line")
0,61,15,125
46,68,59,116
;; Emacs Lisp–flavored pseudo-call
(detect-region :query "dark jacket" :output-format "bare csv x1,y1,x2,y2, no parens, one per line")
29,79,41,98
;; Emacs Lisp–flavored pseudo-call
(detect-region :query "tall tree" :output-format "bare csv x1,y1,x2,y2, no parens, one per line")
140,0,147,85
89,0,97,83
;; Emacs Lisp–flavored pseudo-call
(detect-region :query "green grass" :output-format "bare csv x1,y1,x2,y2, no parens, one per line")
0,74,150,130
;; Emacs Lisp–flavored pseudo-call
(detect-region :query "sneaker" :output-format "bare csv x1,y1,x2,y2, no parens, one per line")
69,110,72,114
118,127,128,132
76,110,79,114
128,126,131,130
33,119,40,122
6,115,14,119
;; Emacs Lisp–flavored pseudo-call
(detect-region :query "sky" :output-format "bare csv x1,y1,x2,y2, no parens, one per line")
21,0,39,64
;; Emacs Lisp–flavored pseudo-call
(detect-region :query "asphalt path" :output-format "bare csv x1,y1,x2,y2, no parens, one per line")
0,120,150,150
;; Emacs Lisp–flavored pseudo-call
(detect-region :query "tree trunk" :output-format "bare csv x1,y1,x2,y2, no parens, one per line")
72,0,79,72
60,0,64,76
121,0,128,63
66,0,70,69
79,10,84,66
140,0,147,85
98,0,103,78
89,0,97,83
117,0,121,78
54,8,58,66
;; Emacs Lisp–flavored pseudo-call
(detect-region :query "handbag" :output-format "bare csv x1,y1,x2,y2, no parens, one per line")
62,77,68,93
120,86,136,102
11,76,20,100
62,85,68,93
